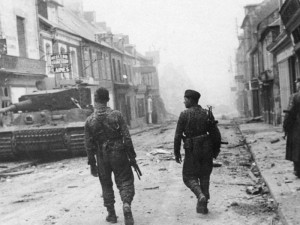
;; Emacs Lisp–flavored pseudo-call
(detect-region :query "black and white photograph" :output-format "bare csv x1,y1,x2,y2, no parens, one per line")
0,0,299,224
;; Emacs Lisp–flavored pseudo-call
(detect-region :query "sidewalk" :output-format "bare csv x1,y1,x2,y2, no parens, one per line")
239,122,300,225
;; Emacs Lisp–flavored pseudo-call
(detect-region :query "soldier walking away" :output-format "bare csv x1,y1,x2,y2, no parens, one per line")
174,89,221,214
283,78,300,178
84,87,137,225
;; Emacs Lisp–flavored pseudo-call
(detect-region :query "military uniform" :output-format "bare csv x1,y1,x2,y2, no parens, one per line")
174,89,221,214
284,91,300,177
174,104,220,200
85,104,136,218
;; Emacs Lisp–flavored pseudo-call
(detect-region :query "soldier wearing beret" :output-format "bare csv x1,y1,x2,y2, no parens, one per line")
174,89,221,214
84,87,136,225
284,78,300,178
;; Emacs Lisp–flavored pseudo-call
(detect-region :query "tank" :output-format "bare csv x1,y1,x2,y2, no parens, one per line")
0,86,93,160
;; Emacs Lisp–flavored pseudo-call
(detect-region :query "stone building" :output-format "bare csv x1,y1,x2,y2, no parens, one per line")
0,0,166,128
0,0,46,107
256,9,281,124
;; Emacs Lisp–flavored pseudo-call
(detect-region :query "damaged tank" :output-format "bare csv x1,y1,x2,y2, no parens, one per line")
0,86,93,160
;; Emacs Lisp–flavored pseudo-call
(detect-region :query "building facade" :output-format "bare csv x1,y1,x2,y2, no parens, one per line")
0,0,166,128
0,0,46,108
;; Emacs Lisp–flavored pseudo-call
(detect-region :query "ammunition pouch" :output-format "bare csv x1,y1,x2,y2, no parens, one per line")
183,138,193,150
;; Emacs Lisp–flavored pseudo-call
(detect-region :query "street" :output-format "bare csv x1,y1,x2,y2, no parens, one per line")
0,121,281,225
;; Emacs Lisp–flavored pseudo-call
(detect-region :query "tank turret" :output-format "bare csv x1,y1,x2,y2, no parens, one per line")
0,86,94,161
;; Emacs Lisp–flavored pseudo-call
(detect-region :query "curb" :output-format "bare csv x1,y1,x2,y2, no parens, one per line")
236,124,292,225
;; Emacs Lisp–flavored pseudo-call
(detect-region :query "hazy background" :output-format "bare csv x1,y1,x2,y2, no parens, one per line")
83,0,263,116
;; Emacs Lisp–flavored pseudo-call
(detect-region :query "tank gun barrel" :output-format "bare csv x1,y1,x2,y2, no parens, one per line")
0,99,32,114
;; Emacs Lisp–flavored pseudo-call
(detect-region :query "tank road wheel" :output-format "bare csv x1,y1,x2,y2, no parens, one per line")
66,128,86,157
0,132,17,161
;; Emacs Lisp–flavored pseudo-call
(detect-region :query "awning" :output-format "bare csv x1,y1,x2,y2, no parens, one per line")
0,69,46,78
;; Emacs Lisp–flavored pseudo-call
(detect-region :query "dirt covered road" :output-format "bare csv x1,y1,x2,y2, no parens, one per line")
0,121,282,225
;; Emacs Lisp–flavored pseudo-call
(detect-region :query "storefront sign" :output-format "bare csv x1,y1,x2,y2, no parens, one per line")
51,54,71,73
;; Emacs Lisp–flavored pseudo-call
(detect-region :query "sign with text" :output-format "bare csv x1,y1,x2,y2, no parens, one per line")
51,53,71,73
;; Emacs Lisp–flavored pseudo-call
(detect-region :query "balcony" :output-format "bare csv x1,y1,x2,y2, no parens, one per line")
0,55,46,77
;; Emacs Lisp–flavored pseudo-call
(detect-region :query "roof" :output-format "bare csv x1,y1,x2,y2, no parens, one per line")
40,7,112,49
39,5,140,58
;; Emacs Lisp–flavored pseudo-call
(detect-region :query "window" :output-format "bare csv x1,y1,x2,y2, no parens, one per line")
92,51,99,80
60,47,65,54
137,98,145,117
16,16,26,57
4,87,8,97
57,43,69,79
38,0,48,19
83,48,92,78
105,54,111,80
70,47,79,79
43,40,53,75
117,60,122,81
112,58,117,81
97,52,104,80
123,64,128,81
128,65,132,82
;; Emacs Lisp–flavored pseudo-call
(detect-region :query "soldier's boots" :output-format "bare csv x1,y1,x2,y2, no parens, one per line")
123,202,134,225
196,194,208,214
294,171,300,178
106,207,117,223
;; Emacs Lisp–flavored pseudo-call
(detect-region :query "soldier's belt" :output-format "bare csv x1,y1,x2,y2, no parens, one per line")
107,136,123,142
184,134,209,150
191,134,209,142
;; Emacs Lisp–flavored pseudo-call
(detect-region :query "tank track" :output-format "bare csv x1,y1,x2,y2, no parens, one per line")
67,128,86,157
0,132,16,160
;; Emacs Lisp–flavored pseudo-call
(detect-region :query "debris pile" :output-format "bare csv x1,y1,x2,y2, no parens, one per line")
146,149,175,161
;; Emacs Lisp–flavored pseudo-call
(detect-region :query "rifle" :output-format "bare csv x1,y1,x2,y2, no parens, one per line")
131,160,142,180
207,105,228,145
125,152,142,180
123,138,142,180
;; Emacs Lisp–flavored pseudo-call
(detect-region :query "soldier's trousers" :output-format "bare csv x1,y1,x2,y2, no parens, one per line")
96,146,135,208
182,139,213,200
294,162,300,174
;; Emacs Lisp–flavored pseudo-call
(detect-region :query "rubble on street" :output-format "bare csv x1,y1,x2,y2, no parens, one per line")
0,120,283,225
239,121,300,225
